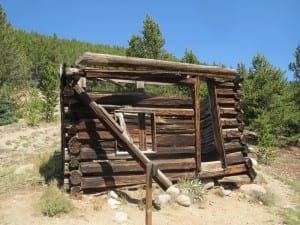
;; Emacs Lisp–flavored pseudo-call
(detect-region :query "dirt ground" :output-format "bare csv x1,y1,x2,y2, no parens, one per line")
0,122,299,225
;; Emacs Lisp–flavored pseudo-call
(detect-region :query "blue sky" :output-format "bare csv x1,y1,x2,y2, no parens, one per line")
1,0,299,80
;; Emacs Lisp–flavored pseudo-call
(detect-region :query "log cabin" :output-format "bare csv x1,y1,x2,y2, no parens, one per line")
60,52,256,194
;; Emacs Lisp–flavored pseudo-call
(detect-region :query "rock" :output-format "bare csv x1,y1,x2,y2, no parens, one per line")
154,194,171,206
239,184,266,196
14,164,34,175
222,189,232,196
250,157,258,166
166,185,180,196
218,175,251,187
109,190,119,199
107,198,121,209
203,181,214,190
114,211,128,223
176,194,192,207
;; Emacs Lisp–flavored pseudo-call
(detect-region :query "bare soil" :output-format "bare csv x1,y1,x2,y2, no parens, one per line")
0,122,299,225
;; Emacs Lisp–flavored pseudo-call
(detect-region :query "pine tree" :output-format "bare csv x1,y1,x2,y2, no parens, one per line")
0,5,31,88
240,54,298,142
181,49,200,64
39,65,59,122
0,92,17,126
126,14,165,59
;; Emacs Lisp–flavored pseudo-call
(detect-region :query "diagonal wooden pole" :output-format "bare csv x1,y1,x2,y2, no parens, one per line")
72,84,173,190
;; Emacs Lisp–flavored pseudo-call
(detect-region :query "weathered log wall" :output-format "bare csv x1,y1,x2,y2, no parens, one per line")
60,53,255,193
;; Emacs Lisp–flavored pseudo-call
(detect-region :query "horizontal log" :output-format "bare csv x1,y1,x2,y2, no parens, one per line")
156,146,195,153
79,158,196,175
88,92,194,108
84,70,196,84
68,137,81,155
156,134,195,147
215,82,240,90
220,119,244,130
88,92,149,105
69,157,79,169
76,131,115,141
117,107,194,116
81,171,197,190
135,97,192,108
70,170,82,186
223,141,246,152
81,162,248,190
64,119,107,132
76,146,196,161
222,130,242,139
75,53,238,78
226,152,245,165
199,163,247,178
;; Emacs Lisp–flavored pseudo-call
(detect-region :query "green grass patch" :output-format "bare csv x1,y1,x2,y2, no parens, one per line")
177,179,205,203
0,147,61,195
39,182,73,217
251,188,276,206
5,140,12,145
282,208,300,225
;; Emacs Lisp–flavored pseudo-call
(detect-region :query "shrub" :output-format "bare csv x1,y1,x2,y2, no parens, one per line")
257,146,277,164
0,92,17,126
23,88,43,126
39,182,73,217
177,179,205,203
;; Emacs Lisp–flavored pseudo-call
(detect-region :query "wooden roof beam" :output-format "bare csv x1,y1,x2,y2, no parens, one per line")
75,52,238,79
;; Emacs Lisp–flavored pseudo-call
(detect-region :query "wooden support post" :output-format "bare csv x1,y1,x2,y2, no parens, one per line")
72,84,173,190
150,113,157,151
207,79,227,168
138,113,146,151
146,162,158,225
193,77,201,172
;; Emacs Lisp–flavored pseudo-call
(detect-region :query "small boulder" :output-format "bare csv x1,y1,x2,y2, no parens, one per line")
154,194,171,206
14,164,34,175
203,181,214,190
222,189,232,196
176,194,192,207
239,184,266,196
250,157,258,167
109,190,119,199
166,185,180,196
108,198,121,209
114,211,128,223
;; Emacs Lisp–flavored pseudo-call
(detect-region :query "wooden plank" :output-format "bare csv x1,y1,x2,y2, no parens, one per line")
207,79,227,168
75,53,238,78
